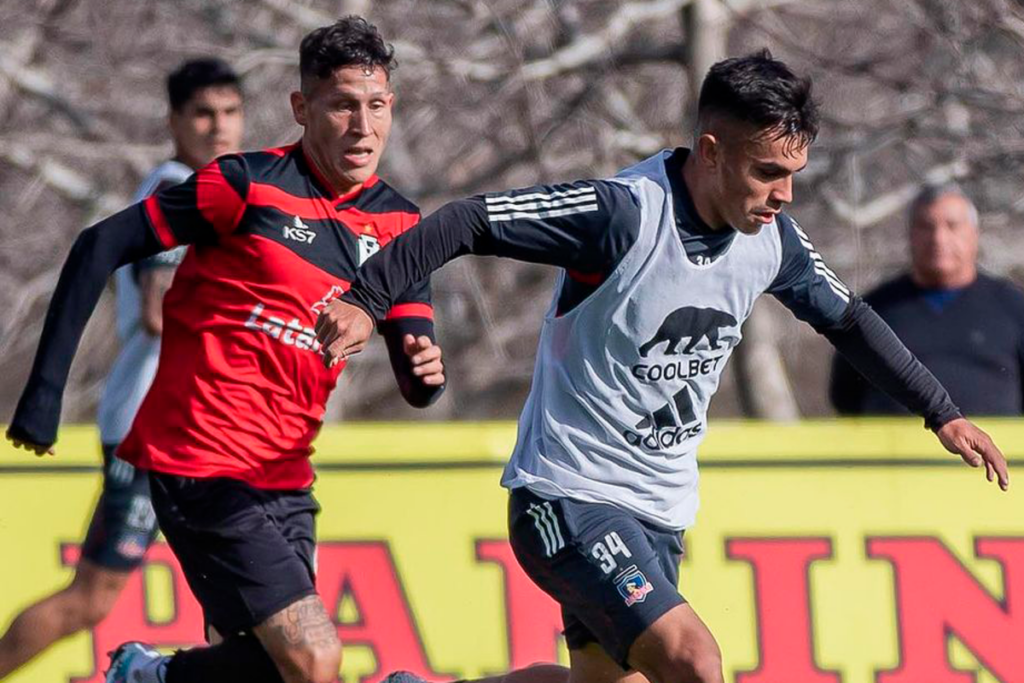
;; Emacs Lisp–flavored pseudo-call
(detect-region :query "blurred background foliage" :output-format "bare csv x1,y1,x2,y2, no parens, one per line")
1,0,1023,422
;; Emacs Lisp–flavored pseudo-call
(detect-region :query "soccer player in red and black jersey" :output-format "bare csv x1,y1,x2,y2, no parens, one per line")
0,57,244,682
7,18,444,683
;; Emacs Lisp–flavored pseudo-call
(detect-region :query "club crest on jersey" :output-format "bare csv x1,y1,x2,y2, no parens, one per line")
615,565,654,606
283,216,316,244
311,285,346,315
358,233,380,265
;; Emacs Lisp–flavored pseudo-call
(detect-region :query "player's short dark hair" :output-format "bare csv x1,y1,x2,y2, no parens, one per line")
167,58,242,112
697,48,819,148
299,16,396,90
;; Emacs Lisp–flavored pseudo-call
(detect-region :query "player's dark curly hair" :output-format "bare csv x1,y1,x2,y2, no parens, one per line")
167,58,241,112
300,16,397,89
697,48,819,149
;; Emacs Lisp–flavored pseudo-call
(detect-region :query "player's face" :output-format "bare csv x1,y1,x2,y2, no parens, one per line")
909,194,978,288
703,123,809,235
292,65,394,196
169,86,244,170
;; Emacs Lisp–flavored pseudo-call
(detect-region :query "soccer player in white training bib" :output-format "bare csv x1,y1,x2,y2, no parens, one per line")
318,50,1008,683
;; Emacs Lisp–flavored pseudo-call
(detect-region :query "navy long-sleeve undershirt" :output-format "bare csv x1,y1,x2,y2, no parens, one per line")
344,151,961,430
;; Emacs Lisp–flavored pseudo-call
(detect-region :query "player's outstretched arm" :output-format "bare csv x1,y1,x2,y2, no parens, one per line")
6,205,166,456
765,217,1008,490
821,302,1009,491
318,181,639,367
935,418,1009,491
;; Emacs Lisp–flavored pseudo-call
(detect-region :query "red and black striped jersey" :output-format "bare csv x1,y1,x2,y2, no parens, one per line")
119,143,432,489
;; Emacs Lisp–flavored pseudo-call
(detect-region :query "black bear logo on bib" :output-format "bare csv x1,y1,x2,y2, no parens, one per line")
639,306,738,357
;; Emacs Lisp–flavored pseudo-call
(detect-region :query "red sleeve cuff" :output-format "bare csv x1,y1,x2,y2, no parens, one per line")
385,303,434,321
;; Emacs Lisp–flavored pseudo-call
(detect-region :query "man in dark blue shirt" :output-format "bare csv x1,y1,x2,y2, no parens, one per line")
831,183,1024,416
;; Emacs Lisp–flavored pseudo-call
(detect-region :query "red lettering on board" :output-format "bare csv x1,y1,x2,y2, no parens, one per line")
476,540,563,668
868,537,1024,683
63,541,446,683
727,538,840,683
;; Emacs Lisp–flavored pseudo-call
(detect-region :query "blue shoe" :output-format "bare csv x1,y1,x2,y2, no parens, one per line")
105,642,166,683
381,672,430,683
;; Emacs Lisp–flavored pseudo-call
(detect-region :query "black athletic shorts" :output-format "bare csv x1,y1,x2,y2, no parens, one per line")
149,472,319,636
508,487,686,669
81,443,160,571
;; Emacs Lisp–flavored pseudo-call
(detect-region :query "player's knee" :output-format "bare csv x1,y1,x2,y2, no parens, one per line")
79,599,115,630
645,637,723,683
281,636,341,683
67,576,121,629
315,637,343,683
52,587,109,633
306,641,342,683
687,647,724,683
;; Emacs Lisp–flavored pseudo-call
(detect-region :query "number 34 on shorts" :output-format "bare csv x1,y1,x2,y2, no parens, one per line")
510,488,685,610
524,501,635,573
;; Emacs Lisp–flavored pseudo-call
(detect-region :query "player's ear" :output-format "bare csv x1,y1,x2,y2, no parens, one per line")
290,91,307,127
696,133,720,169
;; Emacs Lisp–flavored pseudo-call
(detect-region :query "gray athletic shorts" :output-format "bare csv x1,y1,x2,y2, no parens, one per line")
81,444,159,570
508,487,686,669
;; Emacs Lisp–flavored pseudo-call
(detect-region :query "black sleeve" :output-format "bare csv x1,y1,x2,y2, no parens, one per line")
829,349,869,415
379,317,445,408
821,298,962,430
8,205,167,446
343,180,640,321
768,214,851,328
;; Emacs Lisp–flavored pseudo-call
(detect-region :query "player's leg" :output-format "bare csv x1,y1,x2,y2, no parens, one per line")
107,473,337,683
569,643,646,683
508,488,721,683
0,560,127,677
148,596,341,683
0,444,158,678
626,605,722,683
253,594,341,683
250,484,340,683
382,663,572,683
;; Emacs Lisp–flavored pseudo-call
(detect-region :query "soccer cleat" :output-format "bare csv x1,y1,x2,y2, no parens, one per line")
381,672,431,683
105,642,167,683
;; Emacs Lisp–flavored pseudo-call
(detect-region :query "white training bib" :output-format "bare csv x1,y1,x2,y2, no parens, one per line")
502,151,784,530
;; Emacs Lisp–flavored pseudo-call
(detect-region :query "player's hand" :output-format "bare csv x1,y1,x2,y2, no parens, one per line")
5,428,55,457
404,334,445,386
936,418,1009,491
314,299,374,369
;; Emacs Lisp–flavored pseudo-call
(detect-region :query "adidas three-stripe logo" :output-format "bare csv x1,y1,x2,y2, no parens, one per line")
527,502,565,557
791,221,851,303
486,185,598,223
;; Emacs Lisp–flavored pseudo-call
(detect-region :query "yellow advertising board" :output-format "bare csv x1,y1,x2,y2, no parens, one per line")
1,420,1021,683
